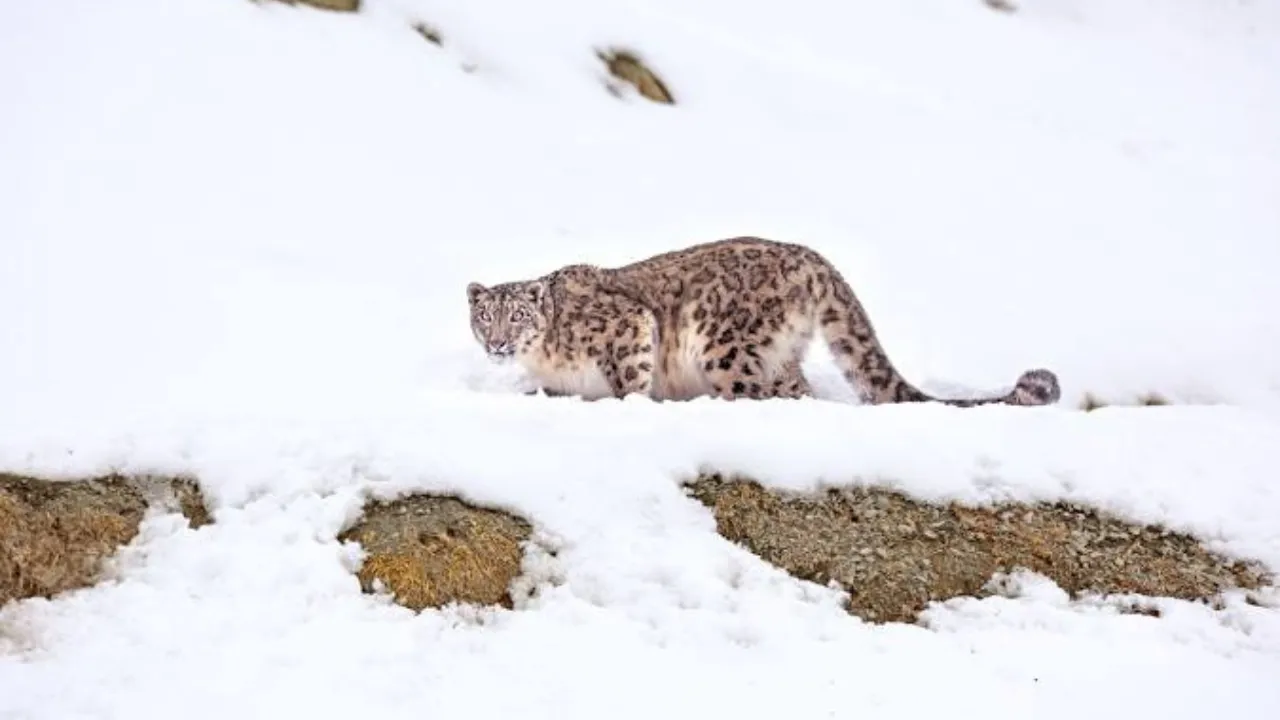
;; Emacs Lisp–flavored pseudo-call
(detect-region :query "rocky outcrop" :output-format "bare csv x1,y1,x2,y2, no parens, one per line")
597,48,675,105
688,473,1272,623
8,468,1269,624
0,473,210,607
339,494,534,610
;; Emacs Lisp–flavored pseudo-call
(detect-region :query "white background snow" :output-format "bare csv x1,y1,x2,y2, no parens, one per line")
2,0,1280,717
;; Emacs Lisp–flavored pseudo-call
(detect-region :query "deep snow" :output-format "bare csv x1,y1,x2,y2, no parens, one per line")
3,0,1280,718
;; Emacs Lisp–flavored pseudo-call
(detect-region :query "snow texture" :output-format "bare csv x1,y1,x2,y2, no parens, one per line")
2,0,1280,718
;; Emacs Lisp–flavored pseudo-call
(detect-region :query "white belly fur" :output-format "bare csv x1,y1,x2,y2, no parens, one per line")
658,315,811,400
530,362,615,400
658,325,712,400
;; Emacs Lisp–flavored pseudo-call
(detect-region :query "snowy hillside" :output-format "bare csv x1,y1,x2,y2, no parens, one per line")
2,0,1280,718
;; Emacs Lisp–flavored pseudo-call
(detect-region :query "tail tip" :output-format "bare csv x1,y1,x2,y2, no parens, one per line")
1013,368,1061,406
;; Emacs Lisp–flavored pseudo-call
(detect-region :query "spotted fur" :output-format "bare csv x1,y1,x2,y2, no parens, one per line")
466,236,1060,406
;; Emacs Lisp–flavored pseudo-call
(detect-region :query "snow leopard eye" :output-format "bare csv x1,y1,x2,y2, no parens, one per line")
477,310,493,323
509,309,527,323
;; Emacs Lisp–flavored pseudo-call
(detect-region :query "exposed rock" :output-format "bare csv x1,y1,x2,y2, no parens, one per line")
268,0,360,12
0,473,211,607
597,48,675,105
687,474,1272,623
412,22,443,47
339,494,533,610
1080,391,1170,411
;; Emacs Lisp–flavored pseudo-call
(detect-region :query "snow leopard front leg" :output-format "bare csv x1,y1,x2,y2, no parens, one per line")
598,302,659,399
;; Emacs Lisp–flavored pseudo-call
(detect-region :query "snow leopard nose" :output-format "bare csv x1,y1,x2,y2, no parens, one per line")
486,341,514,356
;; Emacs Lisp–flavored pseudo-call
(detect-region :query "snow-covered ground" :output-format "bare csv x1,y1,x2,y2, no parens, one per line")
3,0,1280,717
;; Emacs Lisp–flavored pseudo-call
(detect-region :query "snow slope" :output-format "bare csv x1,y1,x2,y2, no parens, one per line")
2,0,1280,718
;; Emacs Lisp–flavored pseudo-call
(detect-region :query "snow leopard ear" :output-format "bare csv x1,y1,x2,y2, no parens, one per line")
523,280,546,306
466,282,487,304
